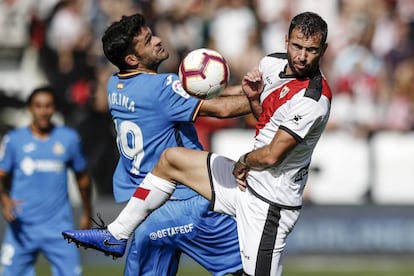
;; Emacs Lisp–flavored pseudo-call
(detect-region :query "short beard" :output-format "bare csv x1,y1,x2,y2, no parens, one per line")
287,57,318,78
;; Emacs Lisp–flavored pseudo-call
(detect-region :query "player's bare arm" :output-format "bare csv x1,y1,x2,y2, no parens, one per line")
198,94,251,118
242,69,263,119
76,170,93,229
0,171,14,222
244,129,297,170
219,85,244,96
233,129,298,189
0,170,19,222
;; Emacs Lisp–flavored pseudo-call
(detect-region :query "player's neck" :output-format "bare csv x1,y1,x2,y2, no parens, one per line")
29,123,54,139
123,68,157,74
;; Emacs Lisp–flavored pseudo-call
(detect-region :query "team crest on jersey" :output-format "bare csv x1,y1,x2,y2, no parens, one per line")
280,86,289,98
53,142,65,155
172,79,191,99
117,82,124,90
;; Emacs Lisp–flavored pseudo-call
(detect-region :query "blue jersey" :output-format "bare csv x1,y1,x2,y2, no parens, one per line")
107,72,203,202
0,126,87,225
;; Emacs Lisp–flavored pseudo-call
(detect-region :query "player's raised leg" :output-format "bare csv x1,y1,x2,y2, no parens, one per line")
62,147,212,258
154,147,213,199
106,147,212,239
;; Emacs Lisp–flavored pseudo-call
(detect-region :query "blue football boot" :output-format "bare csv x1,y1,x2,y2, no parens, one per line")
62,215,127,259
62,228,127,259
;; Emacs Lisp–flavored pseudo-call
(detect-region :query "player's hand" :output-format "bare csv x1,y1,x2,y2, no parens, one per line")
242,69,263,101
235,176,247,191
233,161,249,192
0,194,18,222
79,213,92,229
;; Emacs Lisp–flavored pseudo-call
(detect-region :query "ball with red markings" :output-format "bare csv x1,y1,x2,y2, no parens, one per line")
179,48,230,99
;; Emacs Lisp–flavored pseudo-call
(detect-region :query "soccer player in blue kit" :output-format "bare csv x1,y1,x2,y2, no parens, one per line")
0,86,93,276
63,14,251,275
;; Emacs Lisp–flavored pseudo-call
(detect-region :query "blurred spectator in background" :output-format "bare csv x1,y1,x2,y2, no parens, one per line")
196,0,262,149
151,0,207,72
254,0,292,54
0,86,92,276
382,58,414,131
0,0,51,127
328,3,385,137
208,0,262,85
39,0,95,125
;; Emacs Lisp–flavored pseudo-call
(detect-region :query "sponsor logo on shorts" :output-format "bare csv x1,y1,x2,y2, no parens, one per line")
149,223,194,240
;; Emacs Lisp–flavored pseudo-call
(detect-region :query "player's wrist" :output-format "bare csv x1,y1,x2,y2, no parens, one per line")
238,152,251,168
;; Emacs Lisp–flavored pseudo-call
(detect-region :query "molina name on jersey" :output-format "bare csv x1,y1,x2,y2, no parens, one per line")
106,72,203,202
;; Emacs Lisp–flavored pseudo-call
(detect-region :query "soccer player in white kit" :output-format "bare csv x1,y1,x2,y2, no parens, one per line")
64,11,332,275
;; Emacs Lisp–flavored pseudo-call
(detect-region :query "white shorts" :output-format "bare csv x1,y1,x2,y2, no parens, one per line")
208,153,300,276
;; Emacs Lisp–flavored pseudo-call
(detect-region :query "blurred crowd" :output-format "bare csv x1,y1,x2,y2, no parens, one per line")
0,0,413,195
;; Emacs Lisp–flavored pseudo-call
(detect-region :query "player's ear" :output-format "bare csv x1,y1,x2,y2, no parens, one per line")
125,54,139,67
284,34,289,50
321,43,328,55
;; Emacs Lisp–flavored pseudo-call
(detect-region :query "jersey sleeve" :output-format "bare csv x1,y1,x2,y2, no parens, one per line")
159,74,201,123
279,96,324,142
0,134,13,173
67,130,87,173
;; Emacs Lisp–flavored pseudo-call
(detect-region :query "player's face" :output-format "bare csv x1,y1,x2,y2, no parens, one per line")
28,92,55,132
132,26,169,70
285,28,327,78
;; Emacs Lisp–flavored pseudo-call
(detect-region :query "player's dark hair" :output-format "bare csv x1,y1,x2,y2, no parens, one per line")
102,13,146,70
26,86,56,106
288,12,328,45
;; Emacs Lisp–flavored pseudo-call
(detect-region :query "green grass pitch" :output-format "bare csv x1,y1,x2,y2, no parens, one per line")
36,255,414,276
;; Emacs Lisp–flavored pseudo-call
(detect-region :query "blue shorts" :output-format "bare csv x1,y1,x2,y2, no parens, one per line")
0,219,81,276
124,195,242,276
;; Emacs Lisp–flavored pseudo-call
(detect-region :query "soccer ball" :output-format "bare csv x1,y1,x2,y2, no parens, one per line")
179,48,230,99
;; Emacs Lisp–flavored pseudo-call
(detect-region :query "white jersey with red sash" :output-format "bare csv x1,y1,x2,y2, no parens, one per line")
248,53,332,209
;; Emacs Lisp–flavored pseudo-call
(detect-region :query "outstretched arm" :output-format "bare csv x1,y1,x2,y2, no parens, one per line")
198,71,263,119
219,85,245,96
198,85,251,118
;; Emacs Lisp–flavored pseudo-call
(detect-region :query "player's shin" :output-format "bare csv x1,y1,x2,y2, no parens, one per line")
107,173,176,239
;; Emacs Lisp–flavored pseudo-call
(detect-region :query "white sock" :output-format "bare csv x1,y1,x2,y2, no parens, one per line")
107,173,176,240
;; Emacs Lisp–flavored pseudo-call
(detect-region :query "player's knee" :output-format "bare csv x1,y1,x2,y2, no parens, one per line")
157,148,178,171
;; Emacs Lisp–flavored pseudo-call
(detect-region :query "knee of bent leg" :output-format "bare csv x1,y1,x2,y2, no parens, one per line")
158,148,179,171
153,148,185,182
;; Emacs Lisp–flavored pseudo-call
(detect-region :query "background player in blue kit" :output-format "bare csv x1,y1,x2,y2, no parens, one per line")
0,86,93,276
63,13,251,276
